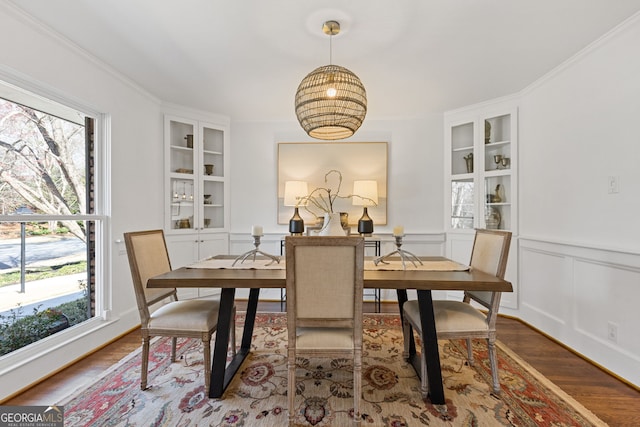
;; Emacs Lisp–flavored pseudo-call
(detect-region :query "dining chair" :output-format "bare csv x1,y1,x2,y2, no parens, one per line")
285,236,365,426
124,229,235,392
402,228,512,396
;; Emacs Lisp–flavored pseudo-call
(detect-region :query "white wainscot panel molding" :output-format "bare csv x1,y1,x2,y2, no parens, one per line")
518,237,640,387
519,247,569,326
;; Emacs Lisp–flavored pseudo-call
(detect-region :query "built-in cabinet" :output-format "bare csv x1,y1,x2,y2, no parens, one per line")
444,99,518,309
165,115,229,233
445,105,518,233
164,114,230,295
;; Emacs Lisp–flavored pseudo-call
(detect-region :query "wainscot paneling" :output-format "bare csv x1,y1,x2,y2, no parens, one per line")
517,237,640,387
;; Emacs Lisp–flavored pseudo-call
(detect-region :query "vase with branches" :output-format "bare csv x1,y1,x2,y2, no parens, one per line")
297,170,377,235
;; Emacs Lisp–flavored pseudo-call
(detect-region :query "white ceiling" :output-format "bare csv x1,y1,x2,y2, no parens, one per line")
9,0,640,121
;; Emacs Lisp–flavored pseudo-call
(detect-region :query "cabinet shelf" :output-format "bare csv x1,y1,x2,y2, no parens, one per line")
452,145,473,152
204,149,223,156
484,140,510,148
451,173,474,180
483,170,510,178
170,145,194,151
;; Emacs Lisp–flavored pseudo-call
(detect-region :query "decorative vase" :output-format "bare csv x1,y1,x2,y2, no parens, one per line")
464,152,473,173
485,207,501,229
339,212,349,228
319,212,346,236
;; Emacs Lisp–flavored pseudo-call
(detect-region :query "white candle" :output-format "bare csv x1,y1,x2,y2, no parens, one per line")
251,225,263,237
393,225,404,237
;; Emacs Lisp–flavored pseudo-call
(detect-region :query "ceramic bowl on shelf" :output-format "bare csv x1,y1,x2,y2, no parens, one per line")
204,194,212,204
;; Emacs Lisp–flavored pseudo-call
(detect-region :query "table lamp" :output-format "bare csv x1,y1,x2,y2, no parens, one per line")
284,181,308,235
352,180,378,235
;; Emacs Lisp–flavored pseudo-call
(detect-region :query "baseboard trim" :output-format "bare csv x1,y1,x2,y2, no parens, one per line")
498,314,639,392
0,325,141,404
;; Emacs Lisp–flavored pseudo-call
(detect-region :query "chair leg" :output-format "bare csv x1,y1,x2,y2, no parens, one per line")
402,317,411,360
353,349,362,426
171,337,177,363
466,338,475,366
203,335,211,393
419,346,429,398
487,338,500,393
141,336,150,390
403,316,428,397
287,349,296,426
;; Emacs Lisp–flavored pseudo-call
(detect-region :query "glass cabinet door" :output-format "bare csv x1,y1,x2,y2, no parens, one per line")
168,119,196,231
165,115,229,234
200,125,225,229
449,121,475,229
483,114,512,231
445,107,517,233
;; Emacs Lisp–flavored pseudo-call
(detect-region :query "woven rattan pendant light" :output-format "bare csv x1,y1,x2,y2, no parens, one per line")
295,21,367,140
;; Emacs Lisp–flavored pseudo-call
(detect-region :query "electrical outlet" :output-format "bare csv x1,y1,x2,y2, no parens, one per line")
607,321,618,343
608,176,619,194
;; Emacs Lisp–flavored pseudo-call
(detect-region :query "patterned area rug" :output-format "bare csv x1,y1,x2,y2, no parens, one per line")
61,313,607,426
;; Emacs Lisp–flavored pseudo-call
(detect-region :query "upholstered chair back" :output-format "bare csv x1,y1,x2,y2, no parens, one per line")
124,229,177,324
293,244,357,322
467,229,512,309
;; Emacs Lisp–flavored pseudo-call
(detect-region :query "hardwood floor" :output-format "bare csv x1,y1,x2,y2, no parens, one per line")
4,300,639,426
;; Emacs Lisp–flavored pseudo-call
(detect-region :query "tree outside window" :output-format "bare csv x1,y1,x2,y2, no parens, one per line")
0,93,97,356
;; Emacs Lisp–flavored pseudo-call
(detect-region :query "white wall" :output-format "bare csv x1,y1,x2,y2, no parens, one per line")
519,19,640,251
511,14,640,386
0,4,164,400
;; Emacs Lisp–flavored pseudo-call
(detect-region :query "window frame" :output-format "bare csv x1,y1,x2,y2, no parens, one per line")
0,73,112,366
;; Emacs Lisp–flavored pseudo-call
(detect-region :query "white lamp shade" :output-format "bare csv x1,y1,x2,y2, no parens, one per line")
352,180,378,206
284,181,308,206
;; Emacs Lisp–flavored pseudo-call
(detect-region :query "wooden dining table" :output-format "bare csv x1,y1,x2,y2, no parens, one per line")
147,255,512,404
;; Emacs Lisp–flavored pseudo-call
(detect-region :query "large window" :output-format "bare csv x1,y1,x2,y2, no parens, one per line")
0,81,103,356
